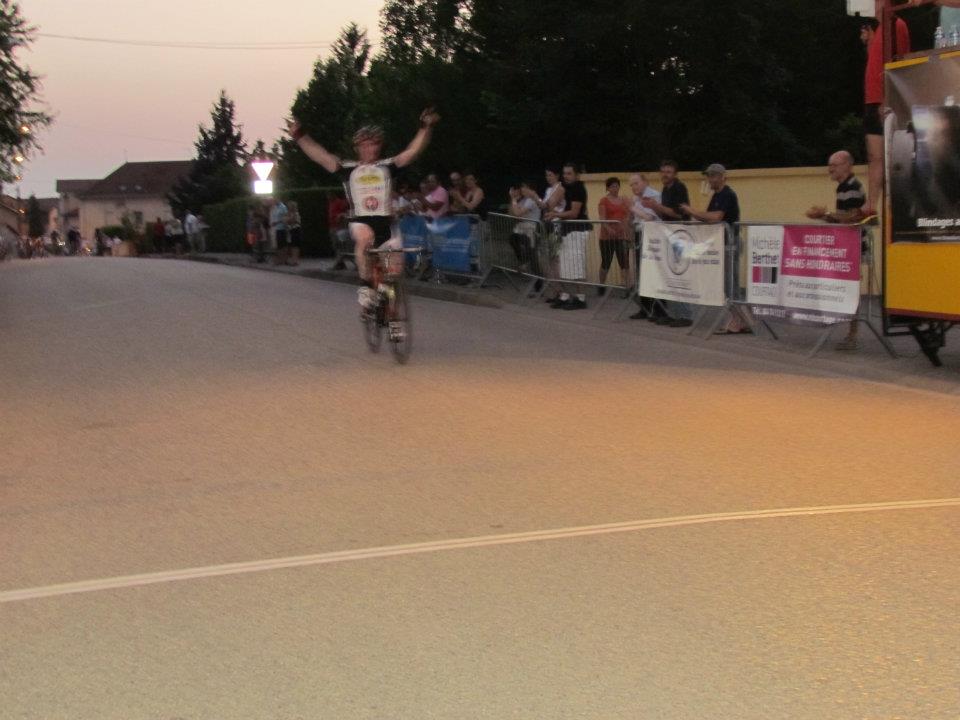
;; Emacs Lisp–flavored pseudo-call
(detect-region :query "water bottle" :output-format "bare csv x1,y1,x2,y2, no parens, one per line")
934,26,945,49
951,25,960,47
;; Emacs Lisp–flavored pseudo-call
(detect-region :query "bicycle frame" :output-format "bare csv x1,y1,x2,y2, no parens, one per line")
362,246,423,363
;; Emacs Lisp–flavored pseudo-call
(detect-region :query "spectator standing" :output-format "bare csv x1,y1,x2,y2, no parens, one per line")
628,173,671,323
249,205,270,263
394,180,417,216
806,150,868,352
286,201,302,266
525,167,567,302
448,171,468,213
529,167,566,216
456,172,489,272
681,163,747,334
93,227,105,256
507,181,542,275
152,217,165,254
544,162,589,310
451,172,487,217
418,173,449,220
642,160,690,221
166,216,185,256
597,177,632,296
163,218,174,255
412,173,449,280
184,210,201,253
860,15,910,215
269,198,289,265
67,226,81,255
805,150,866,225
681,163,740,226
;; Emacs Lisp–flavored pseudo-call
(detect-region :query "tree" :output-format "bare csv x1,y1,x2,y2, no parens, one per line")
26,193,44,238
0,1,52,182
276,0,881,196
277,24,373,189
169,90,248,214
379,0,475,63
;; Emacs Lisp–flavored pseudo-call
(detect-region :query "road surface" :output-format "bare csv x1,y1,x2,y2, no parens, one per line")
1,258,958,719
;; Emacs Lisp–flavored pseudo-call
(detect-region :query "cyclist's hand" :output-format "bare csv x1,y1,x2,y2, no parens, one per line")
287,118,305,140
420,107,440,128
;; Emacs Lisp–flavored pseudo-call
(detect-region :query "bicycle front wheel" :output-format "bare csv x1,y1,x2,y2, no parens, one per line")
388,283,412,363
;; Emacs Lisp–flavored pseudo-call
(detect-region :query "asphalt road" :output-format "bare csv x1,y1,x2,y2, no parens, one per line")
2,257,958,719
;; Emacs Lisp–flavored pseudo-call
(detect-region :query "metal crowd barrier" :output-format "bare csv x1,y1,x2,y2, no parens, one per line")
729,221,895,357
483,212,549,295
482,215,631,309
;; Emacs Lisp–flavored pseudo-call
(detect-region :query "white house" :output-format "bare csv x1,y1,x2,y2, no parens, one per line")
57,160,193,240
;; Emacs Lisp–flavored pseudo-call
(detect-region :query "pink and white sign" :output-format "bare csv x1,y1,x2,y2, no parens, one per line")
746,225,861,323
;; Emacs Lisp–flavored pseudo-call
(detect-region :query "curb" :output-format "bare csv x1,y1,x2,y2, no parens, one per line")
185,253,959,395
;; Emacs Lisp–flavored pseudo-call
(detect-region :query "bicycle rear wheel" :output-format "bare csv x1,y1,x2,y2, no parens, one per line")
388,283,412,363
363,301,383,353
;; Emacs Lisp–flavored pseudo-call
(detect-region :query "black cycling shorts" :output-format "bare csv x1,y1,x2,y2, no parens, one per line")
351,216,393,246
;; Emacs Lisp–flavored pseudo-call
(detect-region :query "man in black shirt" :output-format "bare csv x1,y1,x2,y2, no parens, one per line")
633,160,694,325
544,163,590,310
641,159,690,221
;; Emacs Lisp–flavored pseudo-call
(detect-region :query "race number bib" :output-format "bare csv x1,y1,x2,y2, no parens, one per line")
350,164,391,217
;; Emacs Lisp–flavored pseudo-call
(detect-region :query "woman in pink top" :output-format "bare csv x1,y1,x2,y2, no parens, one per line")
597,177,632,294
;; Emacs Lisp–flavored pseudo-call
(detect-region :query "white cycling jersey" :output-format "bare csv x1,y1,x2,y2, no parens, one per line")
338,159,398,218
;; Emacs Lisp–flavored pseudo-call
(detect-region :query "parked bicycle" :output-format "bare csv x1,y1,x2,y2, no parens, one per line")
362,246,422,363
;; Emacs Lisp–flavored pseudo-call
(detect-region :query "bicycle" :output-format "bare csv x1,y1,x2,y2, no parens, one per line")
362,245,422,363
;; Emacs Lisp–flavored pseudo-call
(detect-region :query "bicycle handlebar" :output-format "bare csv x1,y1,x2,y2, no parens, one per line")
365,246,424,255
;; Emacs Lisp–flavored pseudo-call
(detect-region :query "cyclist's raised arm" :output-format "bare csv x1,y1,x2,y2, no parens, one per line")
288,119,340,174
394,108,440,168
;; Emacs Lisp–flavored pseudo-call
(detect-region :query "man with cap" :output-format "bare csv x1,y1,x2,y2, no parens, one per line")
681,164,749,334
681,163,740,226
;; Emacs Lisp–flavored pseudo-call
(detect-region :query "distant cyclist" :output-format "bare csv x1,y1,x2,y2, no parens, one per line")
288,108,440,309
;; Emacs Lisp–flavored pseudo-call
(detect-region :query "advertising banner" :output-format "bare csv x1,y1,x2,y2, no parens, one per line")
884,53,960,321
745,224,861,324
886,55,960,244
639,222,725,307
427,216,473,272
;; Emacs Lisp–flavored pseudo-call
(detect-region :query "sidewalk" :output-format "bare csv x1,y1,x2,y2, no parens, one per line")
183,252,960,395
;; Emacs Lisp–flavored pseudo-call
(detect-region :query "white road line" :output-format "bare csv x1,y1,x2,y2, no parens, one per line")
3,497,958,605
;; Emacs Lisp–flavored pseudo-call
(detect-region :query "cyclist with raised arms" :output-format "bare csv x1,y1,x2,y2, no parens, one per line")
288,108,440,309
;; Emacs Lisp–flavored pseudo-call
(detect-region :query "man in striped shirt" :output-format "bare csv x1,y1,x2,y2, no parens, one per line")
805,151,865,224
806,150,867,352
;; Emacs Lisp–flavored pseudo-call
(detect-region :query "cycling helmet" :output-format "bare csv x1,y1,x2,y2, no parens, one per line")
353,125,384,144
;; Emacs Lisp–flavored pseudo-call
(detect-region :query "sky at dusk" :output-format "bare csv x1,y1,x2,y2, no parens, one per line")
15,0,387,199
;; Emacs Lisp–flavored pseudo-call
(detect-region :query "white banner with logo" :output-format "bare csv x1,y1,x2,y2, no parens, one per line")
638,222,725,307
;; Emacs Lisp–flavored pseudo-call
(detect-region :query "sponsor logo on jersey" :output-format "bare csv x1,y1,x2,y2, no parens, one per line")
357,173,385,186
363,197,380,211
